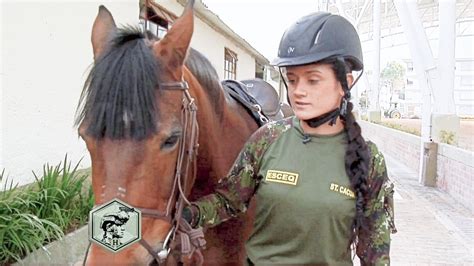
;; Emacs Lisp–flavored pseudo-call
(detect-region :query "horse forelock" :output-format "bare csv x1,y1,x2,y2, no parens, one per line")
76,27,160,140
75,26,224,140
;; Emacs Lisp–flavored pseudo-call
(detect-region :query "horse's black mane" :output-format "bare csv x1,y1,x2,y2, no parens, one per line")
75,27,222,140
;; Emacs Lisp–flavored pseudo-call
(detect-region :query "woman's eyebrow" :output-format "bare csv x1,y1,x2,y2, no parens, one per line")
305,69,323,74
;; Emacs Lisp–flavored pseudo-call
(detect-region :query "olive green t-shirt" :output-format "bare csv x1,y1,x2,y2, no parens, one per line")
191,117,396,265
246,117,355,265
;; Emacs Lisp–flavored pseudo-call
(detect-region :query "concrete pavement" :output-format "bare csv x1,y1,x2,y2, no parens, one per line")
385,153,474,265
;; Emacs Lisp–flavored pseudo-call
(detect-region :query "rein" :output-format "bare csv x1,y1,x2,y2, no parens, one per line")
83,80,206,265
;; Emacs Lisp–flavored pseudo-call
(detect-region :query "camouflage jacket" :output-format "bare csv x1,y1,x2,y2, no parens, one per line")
189,117,396,265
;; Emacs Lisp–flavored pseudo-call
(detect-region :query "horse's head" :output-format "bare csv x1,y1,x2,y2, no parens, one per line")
77,1,199,264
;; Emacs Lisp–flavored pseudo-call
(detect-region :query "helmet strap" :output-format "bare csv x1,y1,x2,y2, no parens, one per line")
339,97,349,118
335,57,351,120
278,68,291,105
351,68,364,89
304,108,340,128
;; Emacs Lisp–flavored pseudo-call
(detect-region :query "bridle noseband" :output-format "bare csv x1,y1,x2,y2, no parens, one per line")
83,80,206,265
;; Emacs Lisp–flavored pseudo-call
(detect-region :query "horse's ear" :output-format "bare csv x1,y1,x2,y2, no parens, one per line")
153,0,195,68
91,5,116,60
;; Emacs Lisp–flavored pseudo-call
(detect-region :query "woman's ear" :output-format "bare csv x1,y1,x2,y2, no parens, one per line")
346,72,354,89
339,72,354,96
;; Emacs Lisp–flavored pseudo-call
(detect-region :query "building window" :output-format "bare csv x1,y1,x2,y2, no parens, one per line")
224,48,238,80
140,5,174,39
255,61,264,79
141,20,169,38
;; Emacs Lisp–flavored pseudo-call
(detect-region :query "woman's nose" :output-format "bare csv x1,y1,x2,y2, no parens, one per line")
292,84,308,97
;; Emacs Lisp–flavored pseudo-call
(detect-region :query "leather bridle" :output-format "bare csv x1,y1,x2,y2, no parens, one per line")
83,80,206,265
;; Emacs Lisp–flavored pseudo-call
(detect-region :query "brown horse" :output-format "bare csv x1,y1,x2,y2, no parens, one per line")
75,1,264,265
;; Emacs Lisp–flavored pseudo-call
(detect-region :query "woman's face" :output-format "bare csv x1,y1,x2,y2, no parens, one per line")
285,63,349,121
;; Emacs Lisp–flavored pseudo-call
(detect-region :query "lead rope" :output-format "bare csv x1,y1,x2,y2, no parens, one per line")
82,242,91,266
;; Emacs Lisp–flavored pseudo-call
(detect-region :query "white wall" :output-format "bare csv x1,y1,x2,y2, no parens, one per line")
1,1,138,187
160,0,256,80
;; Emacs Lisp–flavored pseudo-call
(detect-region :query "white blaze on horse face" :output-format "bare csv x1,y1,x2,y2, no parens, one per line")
123,111,133,130
117,187,127,198
101,185,106,201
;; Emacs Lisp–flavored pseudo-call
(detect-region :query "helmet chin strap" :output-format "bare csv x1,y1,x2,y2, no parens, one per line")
305,108,340,128
304,95,349,128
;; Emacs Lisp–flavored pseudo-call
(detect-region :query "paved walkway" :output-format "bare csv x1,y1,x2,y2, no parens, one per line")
384,153,474,265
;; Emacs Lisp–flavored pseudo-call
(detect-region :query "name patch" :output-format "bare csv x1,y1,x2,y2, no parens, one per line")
330,183,355,198
265,170,299,186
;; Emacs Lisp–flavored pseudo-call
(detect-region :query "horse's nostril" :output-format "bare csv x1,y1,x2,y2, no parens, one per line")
148,259,159,266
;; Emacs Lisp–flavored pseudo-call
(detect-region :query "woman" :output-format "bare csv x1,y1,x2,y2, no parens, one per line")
184,11,396,265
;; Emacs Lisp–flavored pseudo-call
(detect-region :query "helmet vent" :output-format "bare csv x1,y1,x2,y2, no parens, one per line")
314,30,322,45
310,18,329,46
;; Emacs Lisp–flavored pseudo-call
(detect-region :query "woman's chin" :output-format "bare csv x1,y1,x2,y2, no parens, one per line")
294,111,319,121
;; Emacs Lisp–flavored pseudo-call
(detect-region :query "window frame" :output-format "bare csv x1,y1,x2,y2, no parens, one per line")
224,48,238,80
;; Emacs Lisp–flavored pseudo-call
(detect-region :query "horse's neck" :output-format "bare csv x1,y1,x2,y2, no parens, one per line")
191,84,258,198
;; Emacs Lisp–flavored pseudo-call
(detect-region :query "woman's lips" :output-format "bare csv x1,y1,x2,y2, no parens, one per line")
295,101,311,107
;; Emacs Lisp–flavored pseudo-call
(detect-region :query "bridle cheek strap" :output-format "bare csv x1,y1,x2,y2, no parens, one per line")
136,79,205,265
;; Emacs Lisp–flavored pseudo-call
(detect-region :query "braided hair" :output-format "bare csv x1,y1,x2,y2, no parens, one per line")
324,57,371,249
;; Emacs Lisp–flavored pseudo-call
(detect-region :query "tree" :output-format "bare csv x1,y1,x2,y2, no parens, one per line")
381,61,406,95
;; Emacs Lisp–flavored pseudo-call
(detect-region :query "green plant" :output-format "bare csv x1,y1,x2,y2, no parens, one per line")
0,156,93,264
381,61,406,94
31,157,93,231
439,130,456,145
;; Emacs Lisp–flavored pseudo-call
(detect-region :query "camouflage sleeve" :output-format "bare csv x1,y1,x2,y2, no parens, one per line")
357,142,397,265
191,120,292,228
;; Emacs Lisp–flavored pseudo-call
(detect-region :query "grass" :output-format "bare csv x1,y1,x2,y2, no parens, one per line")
0,156,94,265
372,120,421,136
381,121,421,136
358,114,421,136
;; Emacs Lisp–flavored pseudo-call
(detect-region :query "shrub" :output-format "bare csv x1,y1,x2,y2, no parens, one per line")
0,157,93,264
439,130,457,145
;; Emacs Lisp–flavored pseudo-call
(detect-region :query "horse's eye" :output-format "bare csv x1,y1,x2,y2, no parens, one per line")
161,134,180,149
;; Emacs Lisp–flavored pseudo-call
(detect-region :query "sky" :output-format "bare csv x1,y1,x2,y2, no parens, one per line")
202,0,319,61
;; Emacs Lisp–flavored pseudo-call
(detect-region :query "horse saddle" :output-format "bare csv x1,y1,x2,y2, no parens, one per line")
222,78,285,127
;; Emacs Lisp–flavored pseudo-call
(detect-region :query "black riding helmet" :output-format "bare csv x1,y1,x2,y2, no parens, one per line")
272,12,363,128
271,12,363,70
